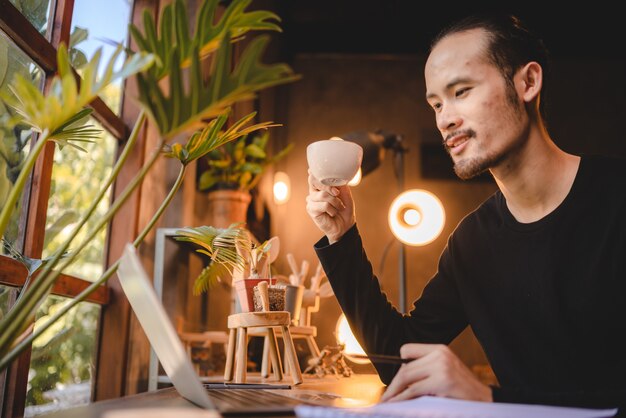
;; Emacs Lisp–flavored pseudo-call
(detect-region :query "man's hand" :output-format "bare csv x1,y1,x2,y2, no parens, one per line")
380,344,493,403
305,170,355,244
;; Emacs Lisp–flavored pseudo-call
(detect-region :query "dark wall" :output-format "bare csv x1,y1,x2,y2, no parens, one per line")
257,2,626,373
276,1,623,60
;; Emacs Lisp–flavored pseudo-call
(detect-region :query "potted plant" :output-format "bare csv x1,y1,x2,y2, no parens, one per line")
197,130,293,227
173,222,275,312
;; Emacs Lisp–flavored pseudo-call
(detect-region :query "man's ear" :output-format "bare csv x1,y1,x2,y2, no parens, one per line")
516,61,543,103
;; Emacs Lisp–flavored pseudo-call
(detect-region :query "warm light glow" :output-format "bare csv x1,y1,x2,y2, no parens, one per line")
335,313,369,364
273,171,290,204
348,167,362,186
388,189,445,246
403,208,421,226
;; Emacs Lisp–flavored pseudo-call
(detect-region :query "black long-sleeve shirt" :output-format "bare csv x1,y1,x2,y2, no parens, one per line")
315,154,626,413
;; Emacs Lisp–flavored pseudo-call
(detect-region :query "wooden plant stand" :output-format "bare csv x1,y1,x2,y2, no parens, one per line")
224,282,303,385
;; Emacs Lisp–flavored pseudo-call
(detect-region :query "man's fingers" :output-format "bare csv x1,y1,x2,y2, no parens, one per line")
308,171,340,196
307,200,338,218
385,382,428,403
380,361,430,402
381,347,443,402
306,191,346,213
400,343,447,360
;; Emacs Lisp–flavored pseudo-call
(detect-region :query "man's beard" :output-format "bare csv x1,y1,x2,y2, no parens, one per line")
452,152,499,180
442,128,496,180
450,133,526,180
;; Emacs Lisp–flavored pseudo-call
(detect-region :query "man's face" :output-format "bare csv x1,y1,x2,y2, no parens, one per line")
424,29,528,180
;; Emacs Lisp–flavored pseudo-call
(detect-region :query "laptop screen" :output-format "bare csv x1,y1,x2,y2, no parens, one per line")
117,244,218,412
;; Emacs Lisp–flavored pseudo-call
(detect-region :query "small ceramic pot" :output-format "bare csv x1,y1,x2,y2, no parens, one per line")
253,284,286,312
234,277,270,312
284,284,304,323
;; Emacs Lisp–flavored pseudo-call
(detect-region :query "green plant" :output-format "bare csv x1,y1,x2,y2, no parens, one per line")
0,25,101,246
199,130,293,192
0,0,298,373
174,222,271,294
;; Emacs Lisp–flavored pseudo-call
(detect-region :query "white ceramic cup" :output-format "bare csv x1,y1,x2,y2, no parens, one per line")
306,138,363,186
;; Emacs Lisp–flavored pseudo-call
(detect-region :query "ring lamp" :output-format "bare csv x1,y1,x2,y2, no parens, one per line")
388,189,445,246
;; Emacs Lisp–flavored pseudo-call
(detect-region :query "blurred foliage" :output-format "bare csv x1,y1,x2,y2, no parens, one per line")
27,40,121,410
42,80,122,280
0,31,44,249
42,116,117,280
0,17,116,407
8,0,51,34
27,295,99,406
199,130,292,192
0,285,16,321
0,24,93,251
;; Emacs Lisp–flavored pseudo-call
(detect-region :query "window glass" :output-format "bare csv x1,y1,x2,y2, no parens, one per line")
0,30,44,254
8,0,53,38
24,295,100,417
42,119,117,281
71,0,132,114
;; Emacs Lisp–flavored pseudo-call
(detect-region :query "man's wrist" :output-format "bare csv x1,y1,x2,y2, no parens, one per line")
327,234,341,245
327,223,355,245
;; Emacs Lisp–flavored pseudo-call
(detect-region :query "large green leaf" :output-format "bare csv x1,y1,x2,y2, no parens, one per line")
136,33,298,138
129,0,282,80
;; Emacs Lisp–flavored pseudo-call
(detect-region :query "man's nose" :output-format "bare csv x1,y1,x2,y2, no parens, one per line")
436,105,462,133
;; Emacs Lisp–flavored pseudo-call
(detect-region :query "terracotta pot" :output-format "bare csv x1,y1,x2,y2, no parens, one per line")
197,189,251,228
233,277,274,312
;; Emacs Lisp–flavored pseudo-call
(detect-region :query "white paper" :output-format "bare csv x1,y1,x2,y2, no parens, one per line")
295,395,618,418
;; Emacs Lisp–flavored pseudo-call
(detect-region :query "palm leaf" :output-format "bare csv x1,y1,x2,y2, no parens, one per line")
1,43,154,136
162,110,278,165
192,262,231,295
174,223,254,294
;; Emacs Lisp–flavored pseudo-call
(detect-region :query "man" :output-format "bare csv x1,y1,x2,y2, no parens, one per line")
306,13,626,411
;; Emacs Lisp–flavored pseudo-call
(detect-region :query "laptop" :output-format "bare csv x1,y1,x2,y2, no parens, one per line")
117,244,371,416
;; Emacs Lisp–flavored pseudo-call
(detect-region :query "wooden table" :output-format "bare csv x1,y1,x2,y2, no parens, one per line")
40,373,385,418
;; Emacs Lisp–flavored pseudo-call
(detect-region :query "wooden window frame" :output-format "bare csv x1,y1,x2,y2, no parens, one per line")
0,0,146,415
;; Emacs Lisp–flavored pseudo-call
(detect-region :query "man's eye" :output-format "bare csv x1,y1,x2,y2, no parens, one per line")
455,87,470,97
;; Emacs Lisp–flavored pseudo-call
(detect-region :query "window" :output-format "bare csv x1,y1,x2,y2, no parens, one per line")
24,297,100,417
0,1,135,416
8,0,53,39
70,0,131,115
42,119,118,280
0,30,44,251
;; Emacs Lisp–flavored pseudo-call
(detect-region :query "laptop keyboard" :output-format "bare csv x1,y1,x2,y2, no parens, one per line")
208,389,300,405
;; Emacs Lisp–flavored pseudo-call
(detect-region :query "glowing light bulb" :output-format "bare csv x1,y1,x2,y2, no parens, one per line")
335,313,369,364
273,172,290,204
403,208,421,226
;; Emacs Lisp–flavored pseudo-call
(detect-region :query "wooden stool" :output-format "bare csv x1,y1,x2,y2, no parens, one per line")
224,282,303,385
250,325,320,377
